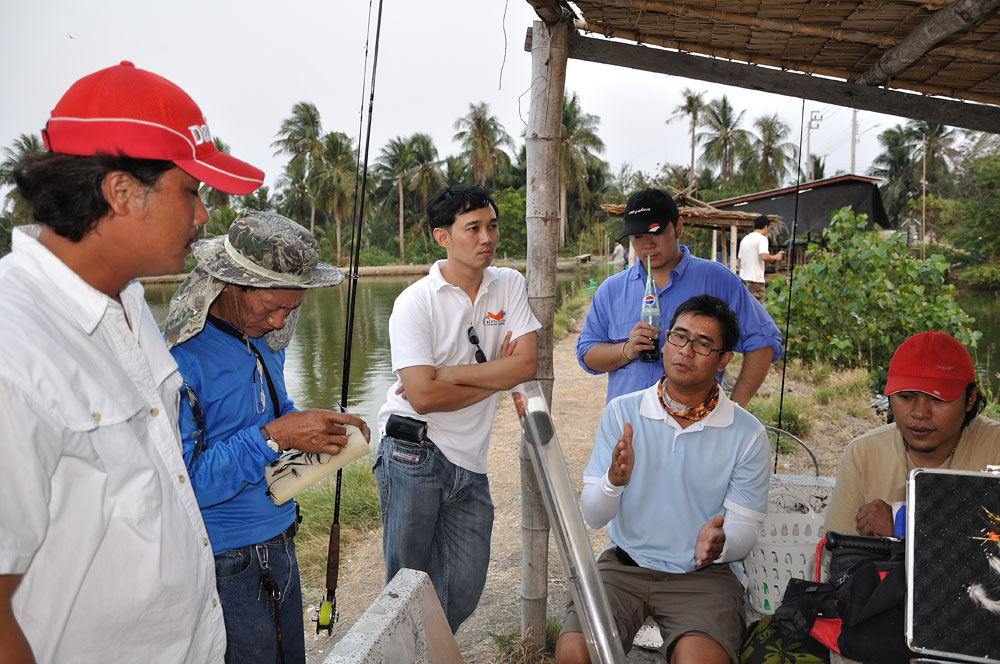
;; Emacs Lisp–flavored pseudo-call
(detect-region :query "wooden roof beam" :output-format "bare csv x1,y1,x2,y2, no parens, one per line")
526,0,571,25
603,0,1000,65
535,27,1000,134
860,0,1000,85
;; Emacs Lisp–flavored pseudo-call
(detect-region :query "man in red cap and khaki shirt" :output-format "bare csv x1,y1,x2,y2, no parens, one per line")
0,62,264,663
826,330,1000,537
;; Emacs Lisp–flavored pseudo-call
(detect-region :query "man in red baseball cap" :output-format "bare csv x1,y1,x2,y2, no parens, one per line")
826,330,1000,537
0,62,263,662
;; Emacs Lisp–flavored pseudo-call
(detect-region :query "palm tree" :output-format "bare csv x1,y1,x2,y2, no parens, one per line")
408,133,444,231
453,102,513,187
375,136,416,262
312,131,357,264
903,121,955,191
236,185,275,213
870,124,919,222
697,96,751,184
748,114,795,189
559,92,605,246
272,101,323,233
668,88,705,186
1,133,44,227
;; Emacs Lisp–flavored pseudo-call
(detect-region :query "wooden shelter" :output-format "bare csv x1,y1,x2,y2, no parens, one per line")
519,0,1000,649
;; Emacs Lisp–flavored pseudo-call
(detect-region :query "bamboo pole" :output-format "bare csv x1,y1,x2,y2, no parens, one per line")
523,18,568,653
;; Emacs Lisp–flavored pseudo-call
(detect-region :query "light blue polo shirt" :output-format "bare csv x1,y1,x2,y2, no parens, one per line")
583,384,770,573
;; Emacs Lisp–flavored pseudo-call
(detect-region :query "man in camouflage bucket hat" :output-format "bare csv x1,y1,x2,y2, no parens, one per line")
165,211,369,663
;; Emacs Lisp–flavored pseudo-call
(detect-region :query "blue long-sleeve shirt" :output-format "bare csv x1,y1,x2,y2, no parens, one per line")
576,246,783,403
172,322,297,555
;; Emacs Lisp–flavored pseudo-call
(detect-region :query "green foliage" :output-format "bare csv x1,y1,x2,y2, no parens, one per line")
747,394,811,438
946,155,1000,288
767,207,980,375
495,187,528,259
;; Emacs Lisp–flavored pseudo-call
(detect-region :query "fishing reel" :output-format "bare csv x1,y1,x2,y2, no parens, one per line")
313,593,339,635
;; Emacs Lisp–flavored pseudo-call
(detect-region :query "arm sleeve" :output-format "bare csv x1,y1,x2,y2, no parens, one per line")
176,361,280,510
724,424,771,518
825,443,865,536
580,473,624,529
388,289,437,373
502,271,541,341
0,380,61,573
722,267,784,362
717,501,765,562
576,282,613,375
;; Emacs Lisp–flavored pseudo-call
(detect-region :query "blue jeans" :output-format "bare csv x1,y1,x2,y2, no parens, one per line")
215,535,305,664
374,434,494,633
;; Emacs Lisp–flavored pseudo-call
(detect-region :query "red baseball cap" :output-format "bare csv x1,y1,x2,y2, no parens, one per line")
41,61,264,195
884,330,976,401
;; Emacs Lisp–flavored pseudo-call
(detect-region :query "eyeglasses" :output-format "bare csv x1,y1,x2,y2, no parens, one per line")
666,331,723,356
467,326,487,363
253,357,267,413
182,382,205,471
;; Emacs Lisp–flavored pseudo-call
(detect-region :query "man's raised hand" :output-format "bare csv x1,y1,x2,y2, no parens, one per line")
695,514,726,567
608,422,634,487
266,409,369,455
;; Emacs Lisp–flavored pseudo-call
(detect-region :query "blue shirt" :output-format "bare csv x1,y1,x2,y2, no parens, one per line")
172,322,297,555
576,246,783,402
584,385,770,573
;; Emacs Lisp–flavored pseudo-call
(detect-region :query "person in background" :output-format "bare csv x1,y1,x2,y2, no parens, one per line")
577,188,782,406
737,214,783,306
0,61,264,663
611,239,627,272
826,330,1000,537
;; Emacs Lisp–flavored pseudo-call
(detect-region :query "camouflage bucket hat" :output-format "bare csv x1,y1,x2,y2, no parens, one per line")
193,211,343,288
163,211,343,350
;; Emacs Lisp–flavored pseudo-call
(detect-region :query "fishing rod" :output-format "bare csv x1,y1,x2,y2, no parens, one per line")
316,0,385,634
773,98,806,473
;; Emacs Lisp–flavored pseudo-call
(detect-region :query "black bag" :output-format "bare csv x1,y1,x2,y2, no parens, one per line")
826,533,913,664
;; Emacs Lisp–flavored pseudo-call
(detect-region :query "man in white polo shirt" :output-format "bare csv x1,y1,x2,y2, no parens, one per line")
376,184,540,633
556,295,770,664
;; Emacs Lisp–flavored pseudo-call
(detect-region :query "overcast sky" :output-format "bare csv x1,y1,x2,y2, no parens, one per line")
2,0,906,196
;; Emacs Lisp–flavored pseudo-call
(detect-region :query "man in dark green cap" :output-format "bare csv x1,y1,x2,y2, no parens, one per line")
164,211,370,664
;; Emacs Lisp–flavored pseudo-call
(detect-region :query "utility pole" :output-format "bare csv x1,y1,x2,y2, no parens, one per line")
850,109,858,174
922,133,927,260
805,111,823,181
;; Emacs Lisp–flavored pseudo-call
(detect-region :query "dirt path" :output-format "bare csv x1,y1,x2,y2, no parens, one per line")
303,312,878,662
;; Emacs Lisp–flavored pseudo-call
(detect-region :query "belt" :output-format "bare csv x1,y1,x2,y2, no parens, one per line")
265,521,298,544
615,547,640,567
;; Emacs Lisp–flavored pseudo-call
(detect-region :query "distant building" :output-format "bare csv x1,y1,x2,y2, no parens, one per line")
711,175,890,237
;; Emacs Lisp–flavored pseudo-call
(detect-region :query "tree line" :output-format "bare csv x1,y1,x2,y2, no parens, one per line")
2,90,998,284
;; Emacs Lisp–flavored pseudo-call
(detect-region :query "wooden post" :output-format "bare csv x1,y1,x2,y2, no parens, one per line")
523,18,568,652
729,224,738,273
711,229,718,262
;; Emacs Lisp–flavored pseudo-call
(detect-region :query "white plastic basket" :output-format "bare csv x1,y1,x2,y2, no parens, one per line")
744,508,827,617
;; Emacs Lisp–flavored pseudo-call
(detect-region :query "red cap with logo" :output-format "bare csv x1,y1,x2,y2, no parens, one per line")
884,330,976,401
42,61,264,195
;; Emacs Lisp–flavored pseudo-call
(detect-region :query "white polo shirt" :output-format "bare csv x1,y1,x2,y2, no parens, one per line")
0,227,225,663
378,261,540,473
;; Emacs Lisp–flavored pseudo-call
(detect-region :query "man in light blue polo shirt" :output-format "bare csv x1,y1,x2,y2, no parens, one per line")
577,188,782,406
556,295,770,664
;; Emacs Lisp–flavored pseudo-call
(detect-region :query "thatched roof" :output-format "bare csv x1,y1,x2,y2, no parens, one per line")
525,0,1000,133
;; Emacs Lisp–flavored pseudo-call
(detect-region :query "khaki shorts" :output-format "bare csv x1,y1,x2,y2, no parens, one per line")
560,548,746,662
744,280,766,305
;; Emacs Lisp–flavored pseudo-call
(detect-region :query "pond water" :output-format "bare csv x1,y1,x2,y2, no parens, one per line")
144,266,605,431
956,290,1000,396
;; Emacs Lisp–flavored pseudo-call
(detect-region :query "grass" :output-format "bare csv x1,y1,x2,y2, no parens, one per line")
553,282,601,341
294,454,380,597
746,393,812,439
488,617,562,663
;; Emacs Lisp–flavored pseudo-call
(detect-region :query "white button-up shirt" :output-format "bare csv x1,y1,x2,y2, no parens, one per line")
0,227,225,663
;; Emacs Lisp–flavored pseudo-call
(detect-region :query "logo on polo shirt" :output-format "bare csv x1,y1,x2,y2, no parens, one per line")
484,310,506,326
